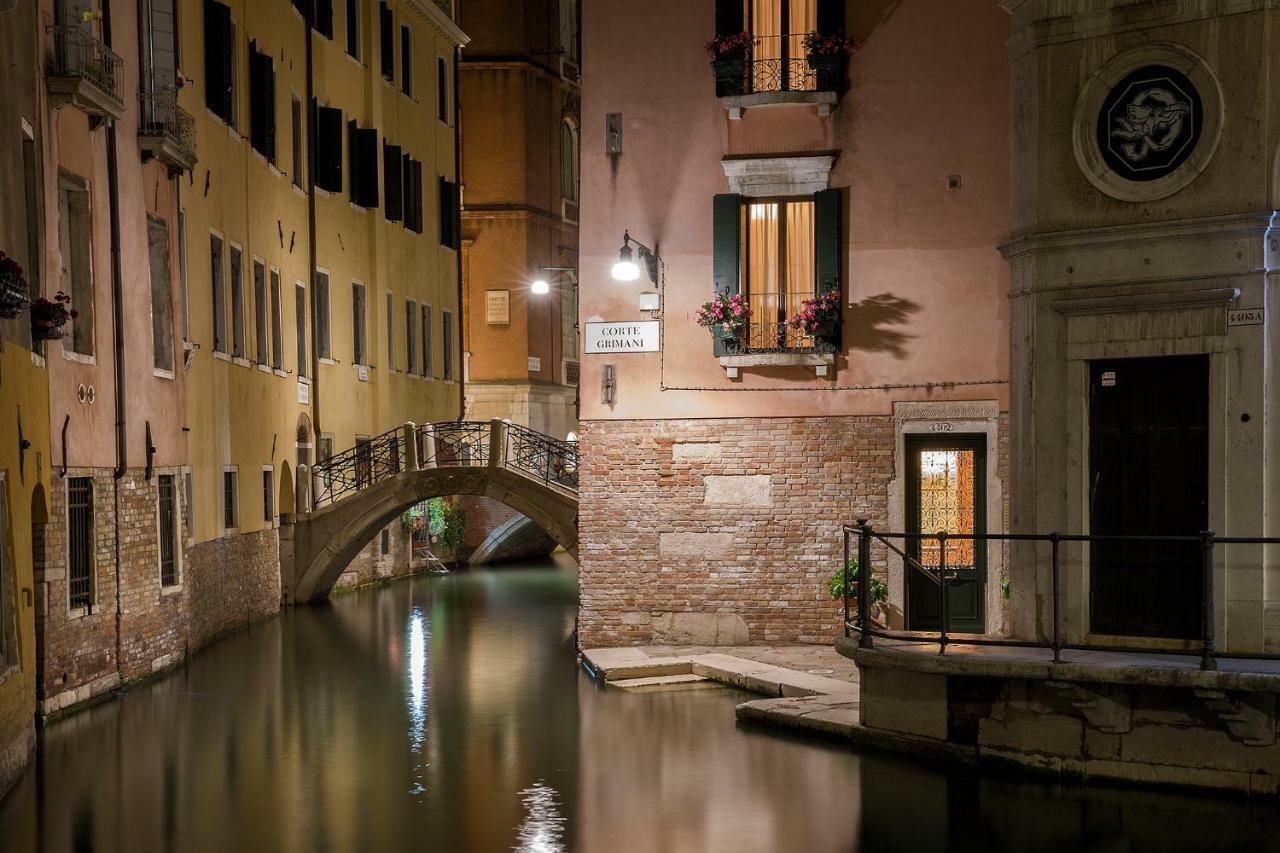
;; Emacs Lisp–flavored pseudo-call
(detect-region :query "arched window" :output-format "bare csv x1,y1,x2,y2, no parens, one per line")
560,118,579,204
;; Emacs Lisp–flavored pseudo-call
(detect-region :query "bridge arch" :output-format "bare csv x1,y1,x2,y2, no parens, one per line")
282,421,578,603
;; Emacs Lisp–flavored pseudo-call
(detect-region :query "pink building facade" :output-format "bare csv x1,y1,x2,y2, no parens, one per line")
576,0,1011,646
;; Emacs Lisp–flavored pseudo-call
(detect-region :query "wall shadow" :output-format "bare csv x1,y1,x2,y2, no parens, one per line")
845,292,920,359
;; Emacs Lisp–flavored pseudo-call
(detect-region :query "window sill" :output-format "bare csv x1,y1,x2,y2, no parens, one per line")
318,357,337,366
232,356,251,367
276,368,290,378
257,363,273,374
30,352,45,368
213,351,232,362
62,350,97,366
719,90,839,120
719,351,834,378
292,183,308,198
153,367,176,380
160,583,184,597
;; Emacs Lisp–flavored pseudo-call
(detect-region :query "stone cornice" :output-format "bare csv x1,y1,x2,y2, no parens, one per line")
720,155,837,197
404,0,469,47
999,212,1275,260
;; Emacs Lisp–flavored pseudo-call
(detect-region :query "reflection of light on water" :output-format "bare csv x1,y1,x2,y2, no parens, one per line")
513,782,566,853
407,608,429,795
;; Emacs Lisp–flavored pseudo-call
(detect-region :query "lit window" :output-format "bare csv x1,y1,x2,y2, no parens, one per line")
740,199,814,351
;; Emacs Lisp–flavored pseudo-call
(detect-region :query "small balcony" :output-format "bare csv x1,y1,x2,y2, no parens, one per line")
717,292,839,377
47,25,125,127
712,34,846,118
139,90,198,176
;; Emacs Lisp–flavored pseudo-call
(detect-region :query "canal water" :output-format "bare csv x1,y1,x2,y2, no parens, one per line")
2,557,1280,853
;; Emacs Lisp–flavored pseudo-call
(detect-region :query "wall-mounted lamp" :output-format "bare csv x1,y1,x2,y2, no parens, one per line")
601,364,617,405
530,278,550,295
612,231,659,285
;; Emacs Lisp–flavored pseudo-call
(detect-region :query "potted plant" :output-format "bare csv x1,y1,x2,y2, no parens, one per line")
696,292,750,347
788,290,842,348
828,559,887,623
803,30,857,91
706,31,754,97
0,251,31,319
30,290,77,342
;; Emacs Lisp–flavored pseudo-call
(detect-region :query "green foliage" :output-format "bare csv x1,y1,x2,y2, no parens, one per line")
400,510,414,536
828,561,887,604
427,498,447,537
1001,574,1010,600
438,500,467,561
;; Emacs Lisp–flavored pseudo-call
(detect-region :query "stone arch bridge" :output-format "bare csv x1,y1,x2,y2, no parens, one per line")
281,420,579,603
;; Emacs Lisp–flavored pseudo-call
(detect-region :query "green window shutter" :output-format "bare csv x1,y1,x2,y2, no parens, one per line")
817,0,845,35
814,187,842,350
712,193,741,356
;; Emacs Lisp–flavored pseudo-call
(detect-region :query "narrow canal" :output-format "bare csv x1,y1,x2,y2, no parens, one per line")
2,557,1279,852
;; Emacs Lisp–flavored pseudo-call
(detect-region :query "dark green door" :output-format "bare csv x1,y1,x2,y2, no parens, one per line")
906,434,987,633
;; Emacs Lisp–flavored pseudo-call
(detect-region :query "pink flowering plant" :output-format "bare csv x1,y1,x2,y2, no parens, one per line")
706,32,755,60
803,31,858,56
30,290,78,340
787,291,842,336
696,292,751,339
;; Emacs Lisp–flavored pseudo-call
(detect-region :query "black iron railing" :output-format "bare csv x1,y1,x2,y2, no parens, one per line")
505,423,578,491
841,522,1280,672
736,291,818,354
420,421,489,468
140,90,197,157
714,34,848,97
312,428,403,507
49,25,124,105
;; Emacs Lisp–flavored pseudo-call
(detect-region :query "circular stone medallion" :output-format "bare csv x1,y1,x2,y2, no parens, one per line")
1096,65,1202,182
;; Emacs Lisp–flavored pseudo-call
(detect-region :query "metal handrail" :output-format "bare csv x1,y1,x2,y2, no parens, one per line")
49,25,124,104
844,521,1231,671
140,89,197,155
311,427,403,507
505,422,579,490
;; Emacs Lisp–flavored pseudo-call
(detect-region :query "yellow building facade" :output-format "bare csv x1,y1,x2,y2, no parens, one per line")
180,0,467,590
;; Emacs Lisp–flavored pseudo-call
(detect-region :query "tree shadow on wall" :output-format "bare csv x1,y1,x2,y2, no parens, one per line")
845,293,919,359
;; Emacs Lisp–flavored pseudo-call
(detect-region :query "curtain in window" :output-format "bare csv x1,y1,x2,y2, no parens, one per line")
750,0,816,90
786,200,814,345
789,0,815,89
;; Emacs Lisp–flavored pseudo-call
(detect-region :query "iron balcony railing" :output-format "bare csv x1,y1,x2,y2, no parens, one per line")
505,423,579,491
140,90,197,158
49,25,124,105
840,522,1280,673
749,33,816,94
734,291,820,354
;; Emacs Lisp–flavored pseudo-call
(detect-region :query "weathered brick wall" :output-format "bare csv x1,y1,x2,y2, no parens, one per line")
187,527,282,649
578,417,896,647
458,496,518,550
333,520,413,590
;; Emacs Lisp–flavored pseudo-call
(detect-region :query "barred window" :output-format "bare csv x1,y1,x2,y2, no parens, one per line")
263,468,275,523
223,469,238,530
68,477,94,610
158,475,179,587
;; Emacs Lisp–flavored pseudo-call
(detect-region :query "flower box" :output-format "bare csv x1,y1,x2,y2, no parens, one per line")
0,253,31,319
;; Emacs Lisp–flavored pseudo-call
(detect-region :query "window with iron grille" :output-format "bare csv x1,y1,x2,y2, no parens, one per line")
158,475,179,587
223,469,238,530
67,477,94,610
442,309,454,380
184,471,193,536
263,468,275,522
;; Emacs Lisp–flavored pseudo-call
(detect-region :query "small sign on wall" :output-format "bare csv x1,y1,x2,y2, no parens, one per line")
485,290,510,325
298,381,310,404
1228,308,1264,327
356,365,369,382
584,320,660,354
528,356,542,372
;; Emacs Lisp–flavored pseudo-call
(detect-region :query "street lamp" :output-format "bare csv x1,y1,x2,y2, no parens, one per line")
612,231,659,285
530,278,551,295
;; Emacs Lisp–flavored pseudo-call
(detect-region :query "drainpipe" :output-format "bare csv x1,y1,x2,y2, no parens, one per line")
102,0,127,681
306,1,321,443
454,45,464,420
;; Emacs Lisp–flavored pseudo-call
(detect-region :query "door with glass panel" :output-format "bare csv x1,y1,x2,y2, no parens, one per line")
747,0,817,92
905,435,986,633
741,198,814,352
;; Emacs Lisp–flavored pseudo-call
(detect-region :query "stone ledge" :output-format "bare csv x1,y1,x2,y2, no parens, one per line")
718,91,839,119
719,352,835,378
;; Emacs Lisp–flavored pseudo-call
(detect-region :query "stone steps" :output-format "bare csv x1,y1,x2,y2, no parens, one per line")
608,674,716,692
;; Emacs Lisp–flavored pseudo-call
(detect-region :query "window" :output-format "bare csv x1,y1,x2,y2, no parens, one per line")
319,435,334,462
253,259,268,366
384,142,403,222
223,469,238,530
178,209,189,339
22,124,41,346
385,292,394,369
58,176,94,355
315,0,334,38
142,0,180,94
184,471,193,538
348,120,379,208
400,24,412,96
442,309,453,380
68,477,94,610
148,216,175,371
210,233,226,353
270,269,283,370
345,0,360,58
355,437,373,488
560,118,579,204
315,271,331,359
739,198,814,351
263,468,275,522
421,304,432,376
379,2,393,80
203,0,236,125
294,281,308,377
380,529,390,555
314,102,343,193
230,244,245,358
249,41,277,162
403,154,423,233
291,96,304,188
559,0,580,65
745,0,822,93
436,56,448,123
351,281,367,366
0,478,12,665
405,299,416,373
158,474,179,587
438,176,460,249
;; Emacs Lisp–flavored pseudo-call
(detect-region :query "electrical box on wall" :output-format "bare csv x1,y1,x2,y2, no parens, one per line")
606,113,622,155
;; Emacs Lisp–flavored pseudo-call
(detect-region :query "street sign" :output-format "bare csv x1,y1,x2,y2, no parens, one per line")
1228,308,1264,327
583,320,660,354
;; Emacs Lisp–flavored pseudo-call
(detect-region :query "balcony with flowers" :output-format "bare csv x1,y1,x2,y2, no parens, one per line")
708,28,855,119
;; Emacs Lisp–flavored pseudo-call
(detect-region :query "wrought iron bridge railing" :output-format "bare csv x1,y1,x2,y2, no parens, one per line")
140,90,197,157
309,420,578,510
48,25,124,105
841,522,1280,673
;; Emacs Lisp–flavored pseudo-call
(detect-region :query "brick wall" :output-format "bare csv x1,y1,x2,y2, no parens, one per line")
333,519,414,590
187,527,282,649
578,417,896,647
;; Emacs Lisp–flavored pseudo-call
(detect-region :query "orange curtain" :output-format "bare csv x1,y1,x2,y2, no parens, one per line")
745,202,778,348
789,0,816,88
785,200,814,345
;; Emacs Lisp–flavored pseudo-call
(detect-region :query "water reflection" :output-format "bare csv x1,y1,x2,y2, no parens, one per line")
1,557,1279,853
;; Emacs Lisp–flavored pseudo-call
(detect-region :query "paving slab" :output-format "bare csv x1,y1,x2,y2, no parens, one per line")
608,674,715,692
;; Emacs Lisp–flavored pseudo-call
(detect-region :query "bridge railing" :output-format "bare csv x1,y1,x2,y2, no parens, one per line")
418,421,490,468
505,423,579,491
311,427,403,508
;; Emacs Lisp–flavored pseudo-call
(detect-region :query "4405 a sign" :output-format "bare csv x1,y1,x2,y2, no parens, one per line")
584,321,660,354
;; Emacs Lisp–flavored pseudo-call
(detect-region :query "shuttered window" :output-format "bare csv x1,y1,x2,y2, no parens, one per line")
203,0,235,124
348,120,380,209
386,291,394,368
313,102,343,193
315,0,334,38
316,270,331,359
437,56,448,123
442,309,454,380
223,470,238,531
379,2,394,80
263,469,275,522
291,96,304,188
421,304,432,376
438,177,460,249
400,25,412,96
254,259,268,366
345,0,360,58
405,299,416,373
384,142,403,221
230,244,245,358
351,281,367,366
402,154,423,233
249,42,276,162
294,281,308,377
210,233,226,353
270,269,284,370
